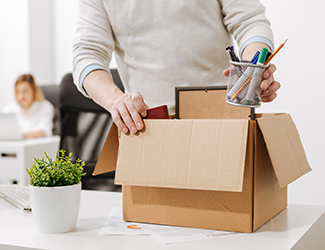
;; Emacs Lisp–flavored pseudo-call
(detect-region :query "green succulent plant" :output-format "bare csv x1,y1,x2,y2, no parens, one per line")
26,149,86,187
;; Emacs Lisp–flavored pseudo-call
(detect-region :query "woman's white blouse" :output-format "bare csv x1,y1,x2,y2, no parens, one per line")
1,100,54,136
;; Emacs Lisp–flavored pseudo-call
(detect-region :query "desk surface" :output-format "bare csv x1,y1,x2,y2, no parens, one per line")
0,136,60,147
0,190,324,250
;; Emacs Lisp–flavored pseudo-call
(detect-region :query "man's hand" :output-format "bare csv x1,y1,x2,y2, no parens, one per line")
110,92,149,134
83,70,149,134
260,63,280,102
223,64,280,103
223,42,281,103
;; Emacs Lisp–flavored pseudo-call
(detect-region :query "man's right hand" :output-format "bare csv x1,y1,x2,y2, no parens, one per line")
110,92,149,134
83,69,149,134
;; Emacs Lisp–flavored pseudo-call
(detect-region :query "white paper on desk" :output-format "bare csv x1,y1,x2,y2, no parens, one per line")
100,207,244,244
99,207,150,235
140,223,243,244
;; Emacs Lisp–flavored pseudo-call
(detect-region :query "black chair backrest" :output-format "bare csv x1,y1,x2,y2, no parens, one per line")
59,70,123,171
40,85,60,135
59,69,124,112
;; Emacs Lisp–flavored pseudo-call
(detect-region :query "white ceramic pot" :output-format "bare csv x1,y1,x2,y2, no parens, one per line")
29,182,81,234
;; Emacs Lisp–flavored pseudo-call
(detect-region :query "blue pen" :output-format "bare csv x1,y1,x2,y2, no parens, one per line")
250,51,260,64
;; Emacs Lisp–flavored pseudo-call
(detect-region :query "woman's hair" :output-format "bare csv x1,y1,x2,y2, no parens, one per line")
15,74,45,102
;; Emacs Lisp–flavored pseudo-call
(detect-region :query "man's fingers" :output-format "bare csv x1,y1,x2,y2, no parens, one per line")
111,109,129,134
223,68,230,77
261,80,281,103
262,92,277,103
111,92,148,134
263,63,277,79
260,74,275,90
132,92,148,117
124,100,144,131
262,80,281,96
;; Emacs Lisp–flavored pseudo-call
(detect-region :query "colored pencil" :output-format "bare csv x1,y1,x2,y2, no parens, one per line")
264,39,287,65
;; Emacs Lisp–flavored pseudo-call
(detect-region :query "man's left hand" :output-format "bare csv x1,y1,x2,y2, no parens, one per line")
223,63,281,103
260,63,281,102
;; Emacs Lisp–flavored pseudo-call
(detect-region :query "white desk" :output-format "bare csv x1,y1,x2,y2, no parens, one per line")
0,190,324,250
0,136,60,185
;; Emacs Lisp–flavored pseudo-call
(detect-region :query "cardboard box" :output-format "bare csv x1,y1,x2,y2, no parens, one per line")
94,112,311,233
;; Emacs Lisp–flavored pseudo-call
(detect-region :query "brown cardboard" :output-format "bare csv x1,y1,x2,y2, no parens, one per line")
115,119,249,192
94,113,311,233
122,119,256,233
93,123,118,175
253,122,288,231
256,114,311,188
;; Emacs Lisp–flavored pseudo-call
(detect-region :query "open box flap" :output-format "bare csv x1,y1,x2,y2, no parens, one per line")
257,114,311,188
93,123,119,176
114,119,249,192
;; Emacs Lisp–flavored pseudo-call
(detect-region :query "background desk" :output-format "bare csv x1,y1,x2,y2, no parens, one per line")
0,136,60,185
0,190,324,250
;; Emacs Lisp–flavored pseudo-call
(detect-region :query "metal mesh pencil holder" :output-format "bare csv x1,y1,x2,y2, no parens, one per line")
226,61,268,108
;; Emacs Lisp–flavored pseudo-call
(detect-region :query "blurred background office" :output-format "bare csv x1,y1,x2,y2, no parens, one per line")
1,74,54,138
0,0,324,204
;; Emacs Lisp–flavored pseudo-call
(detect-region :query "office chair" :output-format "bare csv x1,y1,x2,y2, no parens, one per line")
59,70,124,191
40,85,61,135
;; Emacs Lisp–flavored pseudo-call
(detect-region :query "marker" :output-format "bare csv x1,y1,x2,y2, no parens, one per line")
230,74,253,101
235,51,261,100
245,48,268,104
227,66,254,100
264,39,287,65
265,51,272,62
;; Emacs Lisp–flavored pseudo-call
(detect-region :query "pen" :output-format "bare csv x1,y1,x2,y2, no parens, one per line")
226,46,238,62
226,46,243,77
250,51,260,64
264,39,287,65
231,46,241,62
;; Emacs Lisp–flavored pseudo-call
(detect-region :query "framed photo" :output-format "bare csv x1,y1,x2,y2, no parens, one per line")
175,86,251,119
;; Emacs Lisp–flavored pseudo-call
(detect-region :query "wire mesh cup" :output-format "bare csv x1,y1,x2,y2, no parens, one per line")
225,61,268,108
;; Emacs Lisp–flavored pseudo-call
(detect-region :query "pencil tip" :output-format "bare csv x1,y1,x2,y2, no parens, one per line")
284,39,288,44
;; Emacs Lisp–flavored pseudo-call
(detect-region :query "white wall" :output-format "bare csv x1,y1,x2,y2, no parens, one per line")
0,0,324,205
29,0,55,85
0,1,30,110
258,0,325,206
52,0,78,84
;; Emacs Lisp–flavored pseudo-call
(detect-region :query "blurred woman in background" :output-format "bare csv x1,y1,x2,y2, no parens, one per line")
1,74,54,138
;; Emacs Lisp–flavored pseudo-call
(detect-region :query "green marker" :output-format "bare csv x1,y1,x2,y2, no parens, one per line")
257,47,269,65
245,48,269,105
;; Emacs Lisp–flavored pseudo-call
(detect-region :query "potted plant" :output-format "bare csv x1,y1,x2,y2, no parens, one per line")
26,149,86,234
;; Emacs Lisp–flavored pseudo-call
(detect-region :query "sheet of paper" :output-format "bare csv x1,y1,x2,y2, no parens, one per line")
99,207,244,244
99,207,149,235
140,223,243,244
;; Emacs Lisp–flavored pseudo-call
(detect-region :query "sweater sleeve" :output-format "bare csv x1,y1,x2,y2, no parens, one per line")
72,0,115,97
219,0,274,51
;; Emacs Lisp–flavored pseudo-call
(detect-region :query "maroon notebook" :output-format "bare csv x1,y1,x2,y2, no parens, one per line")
144,105,169,119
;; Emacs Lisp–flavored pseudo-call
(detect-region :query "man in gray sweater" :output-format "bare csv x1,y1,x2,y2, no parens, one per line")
73,0,280,134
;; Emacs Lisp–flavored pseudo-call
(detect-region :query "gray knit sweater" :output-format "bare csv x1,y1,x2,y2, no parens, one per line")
73,0,273,114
